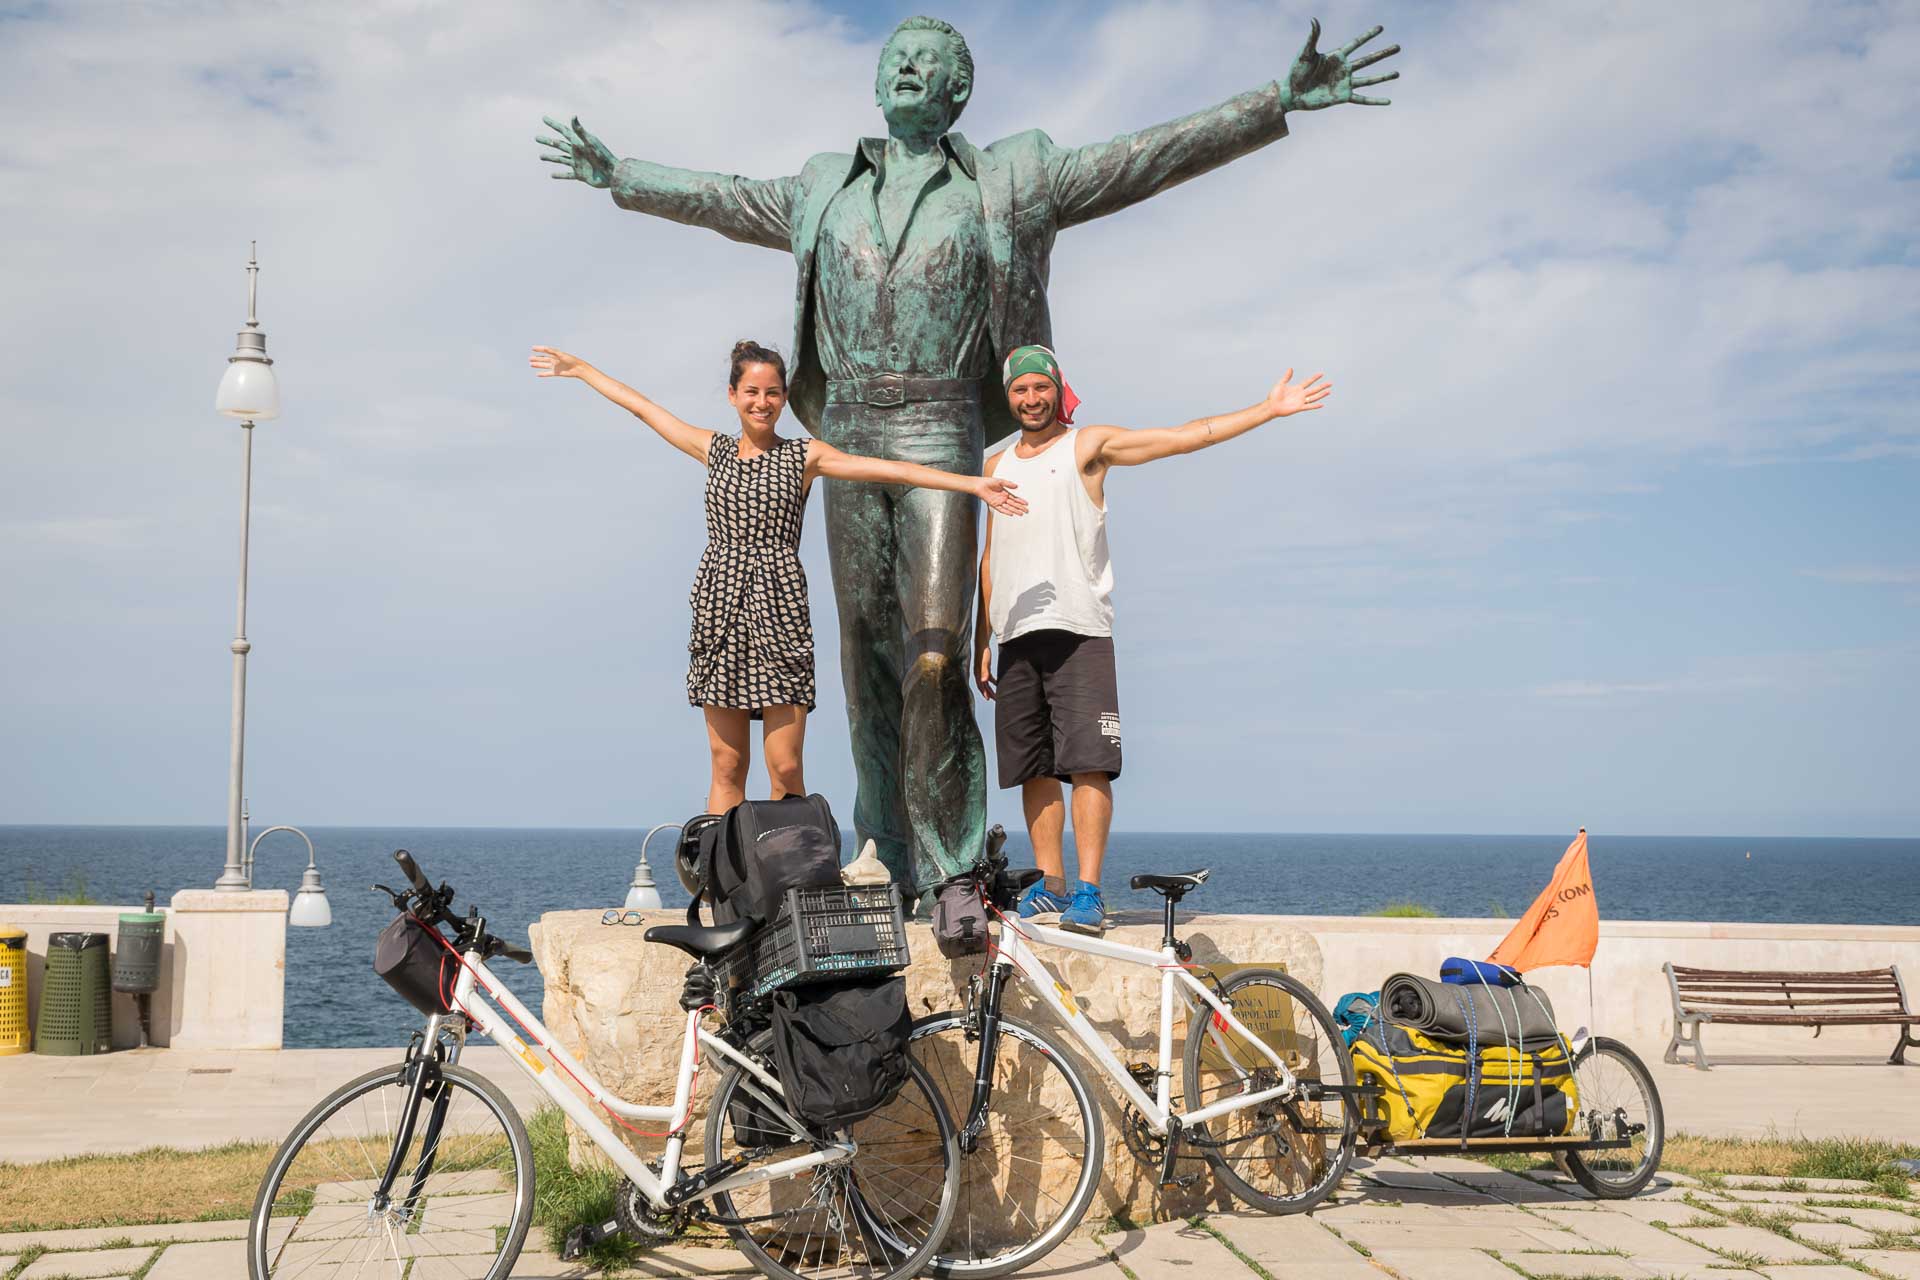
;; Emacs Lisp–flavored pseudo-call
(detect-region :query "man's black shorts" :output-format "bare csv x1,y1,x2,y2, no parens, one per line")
994,629,1122,787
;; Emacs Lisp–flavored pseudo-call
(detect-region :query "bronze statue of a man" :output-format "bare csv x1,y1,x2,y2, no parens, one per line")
539,16,1398,894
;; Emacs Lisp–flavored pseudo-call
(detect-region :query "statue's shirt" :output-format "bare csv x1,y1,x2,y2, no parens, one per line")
812,136,992,383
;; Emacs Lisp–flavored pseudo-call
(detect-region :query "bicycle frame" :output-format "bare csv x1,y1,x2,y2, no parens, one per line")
441,945,851,1211
985,919,1299,1136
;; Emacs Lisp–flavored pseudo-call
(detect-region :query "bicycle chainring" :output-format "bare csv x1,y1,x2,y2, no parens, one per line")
614,1177,688,1242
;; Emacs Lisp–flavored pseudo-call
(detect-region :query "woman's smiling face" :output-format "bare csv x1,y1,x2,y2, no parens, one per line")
728,361,787,432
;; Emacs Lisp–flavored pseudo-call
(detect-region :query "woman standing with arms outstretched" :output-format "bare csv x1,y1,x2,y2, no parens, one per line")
531,341,1026,812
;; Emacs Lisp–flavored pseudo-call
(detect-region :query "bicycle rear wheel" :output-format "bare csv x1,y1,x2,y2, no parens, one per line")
909,1011,1103,1279
248,1060,533,1280
1563,1036,1664,1198
705,1034,959,1280
1182,967,1354,1215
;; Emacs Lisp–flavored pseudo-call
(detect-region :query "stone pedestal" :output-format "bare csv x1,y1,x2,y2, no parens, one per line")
165,890,287,1049
531,907,1322,1228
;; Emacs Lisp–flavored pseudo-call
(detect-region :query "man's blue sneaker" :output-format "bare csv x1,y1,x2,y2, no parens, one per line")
1017,879,1070,919
1059,882,1107,936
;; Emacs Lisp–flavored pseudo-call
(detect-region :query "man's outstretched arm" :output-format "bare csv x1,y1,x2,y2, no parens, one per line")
1086,370,1331,469
538,116,798,251
1046,20,1399,229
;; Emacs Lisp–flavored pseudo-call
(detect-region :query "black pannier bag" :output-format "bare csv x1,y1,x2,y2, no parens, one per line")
768,975,913,1136
691,794,843,927
374,914,453,1014
728,1074,798,1150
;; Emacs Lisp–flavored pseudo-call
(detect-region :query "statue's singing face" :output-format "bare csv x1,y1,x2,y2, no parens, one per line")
875,26,970,134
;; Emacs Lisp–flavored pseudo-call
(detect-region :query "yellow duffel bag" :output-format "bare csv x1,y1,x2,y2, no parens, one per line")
1352,1022,1579,1143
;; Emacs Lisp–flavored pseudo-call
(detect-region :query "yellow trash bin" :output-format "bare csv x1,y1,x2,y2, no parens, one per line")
0,927,27,1055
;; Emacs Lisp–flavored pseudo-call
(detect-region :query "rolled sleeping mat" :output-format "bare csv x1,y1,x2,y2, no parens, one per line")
1379,972,1560,1046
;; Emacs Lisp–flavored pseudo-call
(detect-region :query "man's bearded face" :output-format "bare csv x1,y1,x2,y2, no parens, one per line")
1007,373,1059,431
875,31,967,133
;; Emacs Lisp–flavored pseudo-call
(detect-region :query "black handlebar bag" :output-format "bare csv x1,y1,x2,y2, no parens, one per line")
768,975,913,1137
375,914,454,1015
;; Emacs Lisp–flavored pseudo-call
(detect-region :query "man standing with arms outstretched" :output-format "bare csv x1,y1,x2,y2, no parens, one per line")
539,17,1397,898
975,347,1331,934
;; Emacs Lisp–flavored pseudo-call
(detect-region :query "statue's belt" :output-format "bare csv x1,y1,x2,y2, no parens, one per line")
826,374,979,408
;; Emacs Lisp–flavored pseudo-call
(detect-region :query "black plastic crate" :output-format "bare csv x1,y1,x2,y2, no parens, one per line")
716,884,910,999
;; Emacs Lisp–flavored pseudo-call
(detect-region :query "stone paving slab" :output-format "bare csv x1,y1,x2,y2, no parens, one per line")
1206,1211,1378,1278
142,1240,244,1280
0,1219,256,1253
1792,1219,1877,1247
17,1246,156,1279
1367,1246,1518,1280
1019,1237,1132,1277
1538,1210,1729,1265
1670,1223,1831,1262
1502,1253,1654,1279
1104,1219,1250,1278
1813,1205,1920,1233
1848,1251,1920,1279
1754,1268,1876,1280
0,1258,15,1277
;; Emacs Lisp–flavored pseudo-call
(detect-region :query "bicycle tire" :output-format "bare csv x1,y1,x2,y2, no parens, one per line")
1563,1036,1665,1198
1182,967,1354,1215
705,1032,960,1280
908,1011,1104,1279
247,1059,534,1280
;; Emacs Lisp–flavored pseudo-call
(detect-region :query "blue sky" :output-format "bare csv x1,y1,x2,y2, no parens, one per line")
0,0,1914,837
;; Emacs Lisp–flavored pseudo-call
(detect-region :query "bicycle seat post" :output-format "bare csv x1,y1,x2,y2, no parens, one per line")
1160,890,1180,951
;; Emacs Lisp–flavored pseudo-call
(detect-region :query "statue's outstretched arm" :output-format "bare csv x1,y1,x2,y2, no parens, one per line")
538,115,798,252
1047,21,1399,229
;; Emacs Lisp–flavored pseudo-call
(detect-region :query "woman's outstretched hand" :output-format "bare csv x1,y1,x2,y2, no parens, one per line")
976,476,1027,516
529,346,588,379
1266,368,1331,418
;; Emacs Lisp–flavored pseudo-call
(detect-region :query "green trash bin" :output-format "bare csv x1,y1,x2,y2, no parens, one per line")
37,932,112,1055
113,913,165,994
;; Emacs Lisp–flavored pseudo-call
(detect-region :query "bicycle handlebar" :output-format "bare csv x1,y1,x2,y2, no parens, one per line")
394,849,432,896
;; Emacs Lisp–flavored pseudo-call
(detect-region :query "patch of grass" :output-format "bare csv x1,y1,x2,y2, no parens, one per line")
22,871,94,905
1661,1132,1920,1186
1483,1152,1556,1174
128,1246,164,1280
1718,1250,1767,1268
526,1106,638,1271
1368,901,1440,918
1866,1229,1920,1251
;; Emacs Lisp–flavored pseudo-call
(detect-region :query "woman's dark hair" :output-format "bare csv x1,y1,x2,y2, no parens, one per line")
729,340,787,390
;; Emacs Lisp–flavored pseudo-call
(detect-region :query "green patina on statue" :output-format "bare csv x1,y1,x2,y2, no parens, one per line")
539,16,1399,893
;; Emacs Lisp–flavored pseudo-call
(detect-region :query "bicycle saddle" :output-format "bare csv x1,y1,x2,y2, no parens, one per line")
1129,869,1211,894
643,918,757,959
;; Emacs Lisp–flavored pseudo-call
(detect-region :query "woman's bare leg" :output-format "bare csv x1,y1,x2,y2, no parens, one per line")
704,707,752,812
761,705,807,800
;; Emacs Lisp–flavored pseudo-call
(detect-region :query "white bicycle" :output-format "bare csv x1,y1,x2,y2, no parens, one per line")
247,849,958,1280
909,837,1357,1278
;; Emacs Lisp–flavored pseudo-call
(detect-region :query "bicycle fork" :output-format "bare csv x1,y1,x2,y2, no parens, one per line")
958,963,1015,1155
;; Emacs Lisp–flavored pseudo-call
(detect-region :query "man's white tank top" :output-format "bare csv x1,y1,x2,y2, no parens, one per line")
988,429,1114,642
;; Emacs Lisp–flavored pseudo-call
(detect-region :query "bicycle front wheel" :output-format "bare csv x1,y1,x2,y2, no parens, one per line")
1563,1036,1665,1198
248,1060,534,1280
909,1011,1104,1279
1182,967,1354,1215
706,1033,959,1280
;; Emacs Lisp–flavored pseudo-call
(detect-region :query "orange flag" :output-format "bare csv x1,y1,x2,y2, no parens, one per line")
1488,829,1599,972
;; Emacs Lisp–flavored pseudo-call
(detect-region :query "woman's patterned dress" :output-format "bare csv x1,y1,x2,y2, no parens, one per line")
686,434,815,716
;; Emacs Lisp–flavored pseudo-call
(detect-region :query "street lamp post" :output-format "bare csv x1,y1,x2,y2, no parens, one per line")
213,244,281,890
247,825,332,927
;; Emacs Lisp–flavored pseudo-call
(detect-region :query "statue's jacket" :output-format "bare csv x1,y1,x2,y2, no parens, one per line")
610,80,1290,446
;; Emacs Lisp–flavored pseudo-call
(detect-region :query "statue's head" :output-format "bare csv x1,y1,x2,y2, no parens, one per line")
875,16,973,135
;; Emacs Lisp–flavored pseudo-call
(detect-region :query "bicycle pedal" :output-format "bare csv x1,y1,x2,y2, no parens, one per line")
561,1218,622,1261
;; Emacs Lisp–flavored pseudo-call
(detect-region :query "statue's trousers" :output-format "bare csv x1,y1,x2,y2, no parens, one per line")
821,394,987,894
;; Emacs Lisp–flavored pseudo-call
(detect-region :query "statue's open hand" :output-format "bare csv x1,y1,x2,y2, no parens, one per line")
529,346,587,379
1282,19,1399,111
977,477,1028,518
537,115,615,188
1267,369,1331,418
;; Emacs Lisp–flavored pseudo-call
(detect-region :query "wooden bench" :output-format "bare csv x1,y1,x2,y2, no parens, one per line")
1664,963,1917,1071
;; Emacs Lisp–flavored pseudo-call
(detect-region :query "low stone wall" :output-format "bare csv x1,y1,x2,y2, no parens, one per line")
1,905,171,1050
530,907,1322,1226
